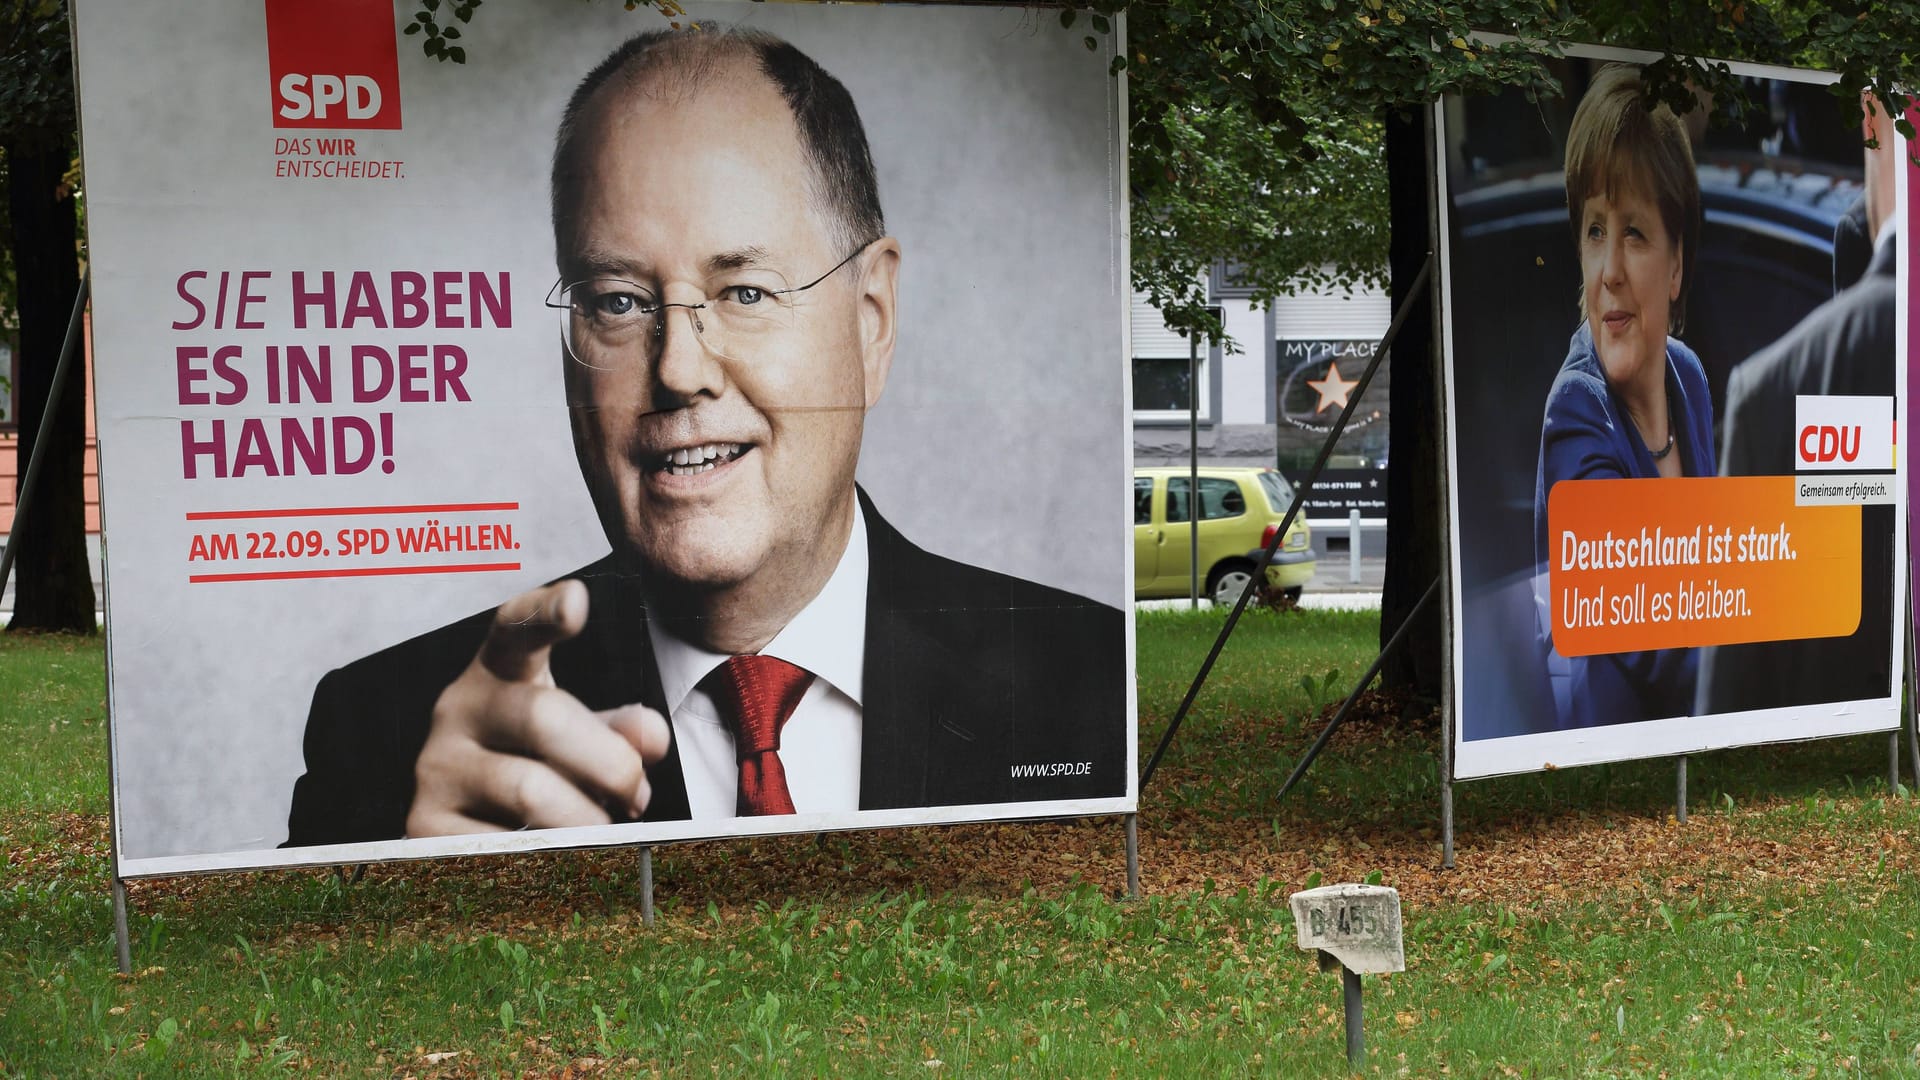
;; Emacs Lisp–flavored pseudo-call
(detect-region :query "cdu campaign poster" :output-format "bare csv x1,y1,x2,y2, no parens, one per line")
75,0,1136,877
1436,42,1906,779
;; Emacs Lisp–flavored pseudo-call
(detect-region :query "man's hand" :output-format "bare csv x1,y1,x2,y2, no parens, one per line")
406,580,671,836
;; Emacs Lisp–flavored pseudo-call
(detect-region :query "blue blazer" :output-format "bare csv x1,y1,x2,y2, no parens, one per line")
1530,323,1715,730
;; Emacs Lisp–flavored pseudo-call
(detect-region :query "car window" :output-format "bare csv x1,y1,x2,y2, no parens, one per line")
1258,471,1294,513
1166,477,1245,523
1203,478,1245,519
1134,476,1154,525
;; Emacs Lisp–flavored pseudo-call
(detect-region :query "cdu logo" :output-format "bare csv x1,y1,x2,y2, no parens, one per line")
265,0,403,129
1793,395,1894,471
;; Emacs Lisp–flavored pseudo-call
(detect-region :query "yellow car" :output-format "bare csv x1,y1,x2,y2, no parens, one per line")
1133,466,1316,604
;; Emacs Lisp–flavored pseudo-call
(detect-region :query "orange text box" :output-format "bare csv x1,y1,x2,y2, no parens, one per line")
1547,476,1860,657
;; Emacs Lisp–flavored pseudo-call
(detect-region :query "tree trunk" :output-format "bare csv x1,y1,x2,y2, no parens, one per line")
1379,107,1440,701
6,135,93,632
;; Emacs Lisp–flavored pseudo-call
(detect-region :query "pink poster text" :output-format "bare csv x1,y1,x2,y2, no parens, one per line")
169,269,510,479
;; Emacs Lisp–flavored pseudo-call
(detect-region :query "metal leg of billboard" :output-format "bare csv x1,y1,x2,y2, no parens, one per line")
112,878,131,975
1907,582,1918,788
1676,756,1689,824
1124,813,1140,900
1138,255,1434,794
639,847,654,927
0,275,90,600
1274,578,1439,803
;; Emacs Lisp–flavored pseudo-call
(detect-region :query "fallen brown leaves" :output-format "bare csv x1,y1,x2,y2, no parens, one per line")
6,782,1907,948
5,693,1909,939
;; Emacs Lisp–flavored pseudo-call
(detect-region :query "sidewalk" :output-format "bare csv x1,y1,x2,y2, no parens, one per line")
1135,553,1386,613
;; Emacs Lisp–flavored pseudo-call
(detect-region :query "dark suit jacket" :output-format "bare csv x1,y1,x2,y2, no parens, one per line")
1531,324,1716,729
1697,235,1897,713
284,493,1127,847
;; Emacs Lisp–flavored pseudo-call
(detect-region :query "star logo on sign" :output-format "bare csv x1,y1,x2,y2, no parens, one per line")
1307,361,1359,414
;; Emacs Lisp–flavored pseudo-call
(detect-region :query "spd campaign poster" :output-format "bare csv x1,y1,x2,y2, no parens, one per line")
1436,42,1906,779
76,0,1136,878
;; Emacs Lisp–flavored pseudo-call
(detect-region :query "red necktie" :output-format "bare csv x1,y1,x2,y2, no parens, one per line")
704,655,815,816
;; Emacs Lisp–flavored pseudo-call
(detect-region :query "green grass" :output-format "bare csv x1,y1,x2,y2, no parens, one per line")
0,633,109,820
2,617,1917,1077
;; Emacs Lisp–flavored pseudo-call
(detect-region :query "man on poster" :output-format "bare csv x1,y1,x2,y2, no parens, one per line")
284,26,1125,846
1695,93,1901,713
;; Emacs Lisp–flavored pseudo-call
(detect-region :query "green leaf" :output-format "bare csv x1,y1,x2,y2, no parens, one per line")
1060,9,1076,29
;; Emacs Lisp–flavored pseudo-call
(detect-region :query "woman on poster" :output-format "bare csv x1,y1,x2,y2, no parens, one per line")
1533,63,1714,728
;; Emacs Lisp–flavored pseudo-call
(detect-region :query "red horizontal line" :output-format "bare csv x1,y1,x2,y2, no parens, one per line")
186,502,519,521
189,562,521,584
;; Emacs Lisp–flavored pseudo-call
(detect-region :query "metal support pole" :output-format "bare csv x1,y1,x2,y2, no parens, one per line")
1348,509,1361,585
1188,333,1200,608
1441,684,1455,869
1676,756,1688,824
639,846,654,926
1891,731,1901,794
1276,578,1439,801
1910,691,1920,795
1123,813,1140,900
112,878,131,975
1423,100,1456,876
0,276,90,599
1908,581,1919,786
1140,257,1433,791
1342,966,1365,1068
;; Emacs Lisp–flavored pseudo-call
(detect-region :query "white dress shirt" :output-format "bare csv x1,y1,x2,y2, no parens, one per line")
647,512,867,819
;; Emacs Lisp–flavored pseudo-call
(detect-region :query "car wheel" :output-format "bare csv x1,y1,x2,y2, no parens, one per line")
1208,563,1255,606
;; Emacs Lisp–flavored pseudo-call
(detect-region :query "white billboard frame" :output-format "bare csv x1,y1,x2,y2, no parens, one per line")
1435,38,1908,781
74,0,1139,880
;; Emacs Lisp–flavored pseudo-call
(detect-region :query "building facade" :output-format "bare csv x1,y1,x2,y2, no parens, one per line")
1131,264,1390,536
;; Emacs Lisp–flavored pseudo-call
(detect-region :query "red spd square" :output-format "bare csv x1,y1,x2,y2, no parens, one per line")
265,0,402,129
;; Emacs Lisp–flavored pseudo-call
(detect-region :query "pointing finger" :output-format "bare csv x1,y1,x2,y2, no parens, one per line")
478,579,589,684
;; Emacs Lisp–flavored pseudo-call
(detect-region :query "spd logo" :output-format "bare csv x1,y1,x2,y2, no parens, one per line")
265,0,402,129
1793,395,1895,471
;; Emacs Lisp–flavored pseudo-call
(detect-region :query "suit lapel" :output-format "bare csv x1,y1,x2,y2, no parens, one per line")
560,557,691,822
858,492,935,808
857,491,1012,809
